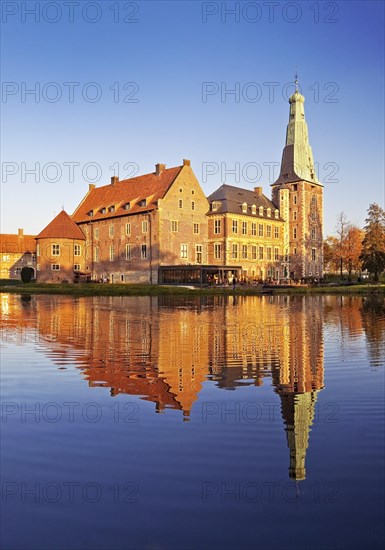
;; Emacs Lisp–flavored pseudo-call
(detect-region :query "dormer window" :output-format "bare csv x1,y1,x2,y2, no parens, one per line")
88,210,94,217
139,199,147,207
100,207,106,214
242,202,247,213
123,202,130,210
109,205,115,213
267,208,271,218
212,201,222,212
259,206,264,216
251,204,256,215
275,209,279,219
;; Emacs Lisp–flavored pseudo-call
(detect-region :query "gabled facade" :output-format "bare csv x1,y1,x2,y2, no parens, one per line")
71,159,209,284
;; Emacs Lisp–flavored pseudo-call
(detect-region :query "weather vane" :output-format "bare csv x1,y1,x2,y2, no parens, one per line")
294,69,299,91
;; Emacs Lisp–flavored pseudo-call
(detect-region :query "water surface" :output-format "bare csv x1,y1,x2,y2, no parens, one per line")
1,293,384,550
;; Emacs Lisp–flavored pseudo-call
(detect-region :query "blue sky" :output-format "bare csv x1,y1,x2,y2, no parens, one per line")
1,0,384,235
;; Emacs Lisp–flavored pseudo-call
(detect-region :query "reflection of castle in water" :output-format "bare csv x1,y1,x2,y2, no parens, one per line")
2,293,327,479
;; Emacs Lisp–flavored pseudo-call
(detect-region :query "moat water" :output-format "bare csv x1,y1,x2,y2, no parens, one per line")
1,293,384,550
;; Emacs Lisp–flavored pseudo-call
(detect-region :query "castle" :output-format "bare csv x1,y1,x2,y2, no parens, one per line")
1,85,324,284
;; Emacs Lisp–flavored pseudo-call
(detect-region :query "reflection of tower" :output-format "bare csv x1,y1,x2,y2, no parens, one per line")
273,295,324,480
280,391,319,480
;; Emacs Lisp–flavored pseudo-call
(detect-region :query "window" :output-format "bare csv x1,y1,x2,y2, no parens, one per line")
275,210,279,219
109,246,114,261
232,220,238,234
267,208,271,217
51,264,60,270
179,188,183,193
52,244,60,256
125,244,131,260
139,199,146,207
191,201,195,211
196,245,202,264
88,210,94,217
74,244,81,256
274,226,279,239
109,225,114,237
109,205,115,213
311,195,317,206
74,264,81,271
259,206,264,216
242,202,247,213
266,225,272,238
95,227,99,239
180,244,188,259
142,221,148,233
100,207,106,214
293,247,297,255
267,247,272,260
37,264,40,271
311,228,316,240
214,244,221,259
258,224,264,237
242,245,248,259
312,248,316,261
191,190,195,195
259,246,264,260
293,195,297,205
123,202,130,210
120,274,124,282
178,199,183,209
274,248,279,261
125,223,131,236
252,205,256,215
251,246,257,260
214,219,221,234
171,220,178,232
251,223,256,236
242,221,247,235
141,244,147,259
293,228,297,239
94,247,99,262
212,201,221,211
293,184,298,191
31,254,36,263
232,243,238,259
193,223,199,234
293,211,297,221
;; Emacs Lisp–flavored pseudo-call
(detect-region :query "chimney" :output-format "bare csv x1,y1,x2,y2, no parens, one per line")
155,163,166,176
183,159,190,166
111,176,119,185
254,186,263,196
18,228,23,237
89,184,95,191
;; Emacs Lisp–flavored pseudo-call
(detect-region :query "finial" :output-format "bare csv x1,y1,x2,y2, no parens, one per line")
294,70,299,92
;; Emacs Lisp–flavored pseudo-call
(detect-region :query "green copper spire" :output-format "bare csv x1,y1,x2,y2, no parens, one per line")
273,79,319,185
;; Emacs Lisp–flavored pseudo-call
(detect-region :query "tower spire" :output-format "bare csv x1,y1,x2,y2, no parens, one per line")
272,83,320,186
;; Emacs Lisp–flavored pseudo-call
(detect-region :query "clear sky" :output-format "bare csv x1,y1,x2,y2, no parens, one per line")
1,0,384,236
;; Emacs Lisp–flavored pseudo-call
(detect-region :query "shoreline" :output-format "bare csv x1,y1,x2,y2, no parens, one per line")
1,283,384,297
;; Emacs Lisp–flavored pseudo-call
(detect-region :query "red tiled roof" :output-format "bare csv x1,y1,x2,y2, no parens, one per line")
0,234,36,253
36,210,85,240
72,166,183,223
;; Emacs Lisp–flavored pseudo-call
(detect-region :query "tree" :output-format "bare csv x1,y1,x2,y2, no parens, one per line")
360,203,385,281
323,236,340,273
344,225,364,279
20,266,34,283
335,212,349,278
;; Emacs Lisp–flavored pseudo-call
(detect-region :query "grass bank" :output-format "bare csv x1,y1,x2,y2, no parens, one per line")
1,282,384,297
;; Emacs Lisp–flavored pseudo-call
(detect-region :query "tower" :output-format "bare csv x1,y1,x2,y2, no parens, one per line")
272,79,324,279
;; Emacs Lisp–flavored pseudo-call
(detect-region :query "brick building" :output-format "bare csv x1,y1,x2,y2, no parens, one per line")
35,210,86,283
1,85,323,284
0,229,36,280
